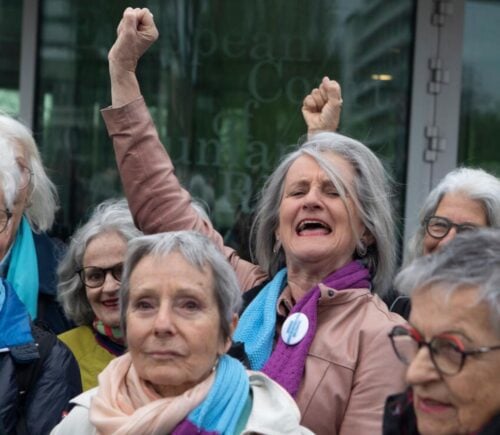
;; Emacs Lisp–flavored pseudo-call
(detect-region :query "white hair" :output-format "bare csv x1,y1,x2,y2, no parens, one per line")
406,167,500,263
0,140,22,209
251,131,397,295
0,112,58,231
396,229,500,336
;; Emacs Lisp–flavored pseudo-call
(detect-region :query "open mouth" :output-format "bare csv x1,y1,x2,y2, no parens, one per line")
102,298,119,308
296,220,332,236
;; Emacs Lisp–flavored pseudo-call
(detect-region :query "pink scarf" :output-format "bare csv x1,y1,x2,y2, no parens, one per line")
89,353,214,435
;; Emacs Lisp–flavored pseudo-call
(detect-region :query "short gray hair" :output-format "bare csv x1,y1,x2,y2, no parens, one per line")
396,228,500,336
57,198,142,325
0,112,59,232
407,167,500,263
251,132,396,294
0,141,22,209
120,231,242,341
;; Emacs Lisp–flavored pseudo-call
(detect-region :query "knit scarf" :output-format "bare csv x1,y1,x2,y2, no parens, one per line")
7,216,39,319
90,353,249,435
234,260,370,397
93,319,125,345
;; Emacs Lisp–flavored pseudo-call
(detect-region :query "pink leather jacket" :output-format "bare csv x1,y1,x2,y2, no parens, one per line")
102,97,406,435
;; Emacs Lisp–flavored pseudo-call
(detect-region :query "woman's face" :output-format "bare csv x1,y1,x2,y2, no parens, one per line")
83,231,127,327
277,153,367,275
0,142,32,260
407,286,500,435
422,192,488,255
126,252,233,397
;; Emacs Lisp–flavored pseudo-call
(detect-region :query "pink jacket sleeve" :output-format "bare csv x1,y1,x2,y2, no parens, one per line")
101,97,267,291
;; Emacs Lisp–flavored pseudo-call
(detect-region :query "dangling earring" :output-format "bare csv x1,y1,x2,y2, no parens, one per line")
273,239,282,254
212,354,221,372
356,239,367,258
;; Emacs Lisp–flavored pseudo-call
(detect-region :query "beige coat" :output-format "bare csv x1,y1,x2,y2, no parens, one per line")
101,98,406,434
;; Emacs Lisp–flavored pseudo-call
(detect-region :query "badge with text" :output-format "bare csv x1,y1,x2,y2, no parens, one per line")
281,312,309,345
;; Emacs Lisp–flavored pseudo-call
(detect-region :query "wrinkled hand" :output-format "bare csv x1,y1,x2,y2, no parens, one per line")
302,77,342,133
108,7,159,73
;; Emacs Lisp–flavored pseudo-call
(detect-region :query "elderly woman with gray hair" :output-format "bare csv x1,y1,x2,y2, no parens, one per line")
52,231,312,435
57,198,142,391
100,8,406,434
0,112,70,333
384,228,500,434
0,140,81,435
387,167,500,318
407,167,500,261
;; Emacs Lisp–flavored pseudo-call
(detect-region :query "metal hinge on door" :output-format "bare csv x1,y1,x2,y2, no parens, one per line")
423,0,454,164
424,125,447,162
431,0,454,26
428,57,450,94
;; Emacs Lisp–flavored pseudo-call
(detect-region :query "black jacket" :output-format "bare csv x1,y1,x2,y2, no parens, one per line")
33,232,73,334
383,390,500,435
0,325,82,435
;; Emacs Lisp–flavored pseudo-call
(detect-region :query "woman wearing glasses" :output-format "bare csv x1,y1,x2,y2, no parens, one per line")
387,167,500,318
57,199,142,390
58,198,210,391
384,229,500,435
1,141,81,434
0,113,72,334
407,167,500,261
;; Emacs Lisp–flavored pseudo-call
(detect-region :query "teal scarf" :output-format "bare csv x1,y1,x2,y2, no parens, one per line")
0,278,35,351
173,355,250,434
7,216,39,319
233,268,288,369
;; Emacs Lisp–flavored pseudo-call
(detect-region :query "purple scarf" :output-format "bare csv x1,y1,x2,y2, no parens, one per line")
263,260,371,397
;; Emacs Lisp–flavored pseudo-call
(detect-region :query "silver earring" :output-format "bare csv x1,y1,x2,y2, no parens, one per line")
356,240,367,258
273,239,282,254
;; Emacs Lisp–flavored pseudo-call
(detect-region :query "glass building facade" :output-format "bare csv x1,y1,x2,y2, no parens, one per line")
1,0,499,258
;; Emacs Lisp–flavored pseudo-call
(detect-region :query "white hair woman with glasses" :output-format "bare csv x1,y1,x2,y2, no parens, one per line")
57,198,142,391
0,112,71,333
384,228,500,435
386,167,500,318
1,143,82,435
51,231,312,435
407,167,500,261
99,8,406,434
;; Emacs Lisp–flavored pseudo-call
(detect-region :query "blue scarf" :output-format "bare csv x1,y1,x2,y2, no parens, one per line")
234,261,371,382
7,216,39,319
233,268,288,369
173,355,249,434
0,278,37,361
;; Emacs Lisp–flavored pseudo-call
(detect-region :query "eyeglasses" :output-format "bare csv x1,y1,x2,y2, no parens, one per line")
18,164,33,191
424,215,479,240
77,263,124,288
389,325,500,376
0,209,13,233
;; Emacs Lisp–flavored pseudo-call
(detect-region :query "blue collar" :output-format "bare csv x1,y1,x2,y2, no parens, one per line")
0,278,37,361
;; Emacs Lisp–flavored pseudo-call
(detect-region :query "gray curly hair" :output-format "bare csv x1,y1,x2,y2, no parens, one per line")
57,198,142,325
396,228,500,336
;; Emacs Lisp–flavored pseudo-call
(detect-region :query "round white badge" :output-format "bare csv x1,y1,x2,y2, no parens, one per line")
281,313,309,345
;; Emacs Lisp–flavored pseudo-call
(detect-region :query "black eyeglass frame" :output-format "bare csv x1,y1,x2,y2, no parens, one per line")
423,215,479,240
76,264,124,288
388,325,500,376
0,209,13,233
